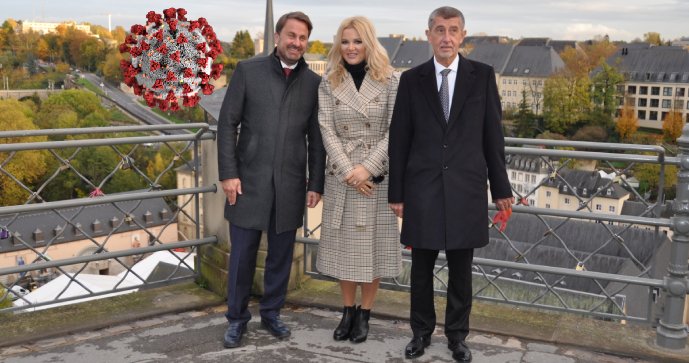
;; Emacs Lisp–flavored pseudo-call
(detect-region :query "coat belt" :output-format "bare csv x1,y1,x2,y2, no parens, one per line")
329,138,370,229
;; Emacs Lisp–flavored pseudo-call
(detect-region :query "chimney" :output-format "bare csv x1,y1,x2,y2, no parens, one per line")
262,0,274,55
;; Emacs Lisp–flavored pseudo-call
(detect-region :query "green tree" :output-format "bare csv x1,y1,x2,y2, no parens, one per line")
542,74,591,134
513,90,538,138
229,30,255,59
591,63,623,116
0,99,48,206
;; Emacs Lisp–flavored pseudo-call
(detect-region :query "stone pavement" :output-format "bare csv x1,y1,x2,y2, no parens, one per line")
1,303,651,363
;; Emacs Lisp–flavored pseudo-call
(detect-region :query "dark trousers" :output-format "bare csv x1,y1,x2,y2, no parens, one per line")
410,248,474,341
225,212,296,324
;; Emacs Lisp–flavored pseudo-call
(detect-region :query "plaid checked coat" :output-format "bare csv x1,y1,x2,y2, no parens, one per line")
316,71,402,282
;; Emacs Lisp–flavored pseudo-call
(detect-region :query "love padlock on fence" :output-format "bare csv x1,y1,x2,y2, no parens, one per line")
0,226,10,240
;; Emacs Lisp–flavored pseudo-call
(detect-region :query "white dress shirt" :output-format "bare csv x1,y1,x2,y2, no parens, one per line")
433,55,459,112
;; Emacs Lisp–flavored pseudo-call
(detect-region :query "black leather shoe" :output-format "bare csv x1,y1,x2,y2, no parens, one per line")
223,322,247,349
349,306,370,343
404,335,431,359
333,305,356,341
261,317,291,339
449,340,472,362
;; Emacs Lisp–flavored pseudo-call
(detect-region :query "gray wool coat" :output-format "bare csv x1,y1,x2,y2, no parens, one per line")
217,53,326,233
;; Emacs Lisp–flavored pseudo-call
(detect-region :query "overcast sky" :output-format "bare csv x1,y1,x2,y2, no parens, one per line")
3,0,688,43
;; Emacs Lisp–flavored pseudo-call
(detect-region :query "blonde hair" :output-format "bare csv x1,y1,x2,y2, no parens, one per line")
326,16,393,89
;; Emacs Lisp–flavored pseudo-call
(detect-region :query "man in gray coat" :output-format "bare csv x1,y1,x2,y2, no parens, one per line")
217,11,325,349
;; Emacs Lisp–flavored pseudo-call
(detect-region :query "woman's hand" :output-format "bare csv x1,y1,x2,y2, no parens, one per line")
344,164,372,188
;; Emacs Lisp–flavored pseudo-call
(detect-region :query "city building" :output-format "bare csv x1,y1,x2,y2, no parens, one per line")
538,169,630,214
604,45,689,129
0,198,178,286
19,20,91,35
506,154,553,206
378,35,432,71
467,42,565,113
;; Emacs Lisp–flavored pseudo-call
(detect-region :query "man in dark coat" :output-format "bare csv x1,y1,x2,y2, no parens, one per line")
388,6,513,362
217,11,325,349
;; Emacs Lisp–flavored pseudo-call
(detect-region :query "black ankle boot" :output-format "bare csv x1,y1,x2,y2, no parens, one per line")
333,305,356,341
349,306,370,343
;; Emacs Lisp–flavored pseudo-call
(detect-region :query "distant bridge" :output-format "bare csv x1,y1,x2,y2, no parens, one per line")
0,89,63,100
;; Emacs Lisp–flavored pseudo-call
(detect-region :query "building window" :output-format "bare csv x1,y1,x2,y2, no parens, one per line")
675,100,684,109
531,175,536,183
638,98,647,107
609,206,616,213
517,173,522,181
502,79,506,84
627,85,636,94
663,87,673,96
662,99,671,108
638,110,646,119
523,80,527,86
511,171,516,179
546,191,551,197
529,199,535,206
677,87,686,97
502,90,506,96
639,86,648,95
651,99,659,107
651,87,660,95
564,197,570,205
650,111,658,120
596,204,602,211
545,203,551,208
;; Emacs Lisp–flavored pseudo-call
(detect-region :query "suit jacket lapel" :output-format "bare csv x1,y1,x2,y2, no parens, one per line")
447,55,475,128
419,58,447,129
331,72,387,118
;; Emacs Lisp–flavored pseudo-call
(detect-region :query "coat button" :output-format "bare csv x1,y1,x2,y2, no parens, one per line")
373,96,379,102
443,144,448,148
333,164,337,169
343,126,348,130
383,171,388,175
365,122,371,128
382,160,386,165
443,166,449,170
329,171,334,175
335,100,340,105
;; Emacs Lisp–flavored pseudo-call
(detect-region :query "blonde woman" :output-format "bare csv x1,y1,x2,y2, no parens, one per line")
317,16,401,343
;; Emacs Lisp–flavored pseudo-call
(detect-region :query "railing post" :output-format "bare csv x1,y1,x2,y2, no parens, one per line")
657,128,689,349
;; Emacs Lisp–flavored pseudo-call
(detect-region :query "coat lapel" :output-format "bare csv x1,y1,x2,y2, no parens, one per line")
418,58,447,129
331,72,387,118
447,55,475,128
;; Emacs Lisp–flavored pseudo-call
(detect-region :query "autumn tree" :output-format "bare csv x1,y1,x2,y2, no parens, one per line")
662,111,684,143
591,63,624,116
0,99,48,206
308,40,328,56
615,103,638,141
643,32,663,46
102,49,124,83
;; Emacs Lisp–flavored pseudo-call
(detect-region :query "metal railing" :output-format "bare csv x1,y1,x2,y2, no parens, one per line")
0,123,217,313
300,133,689,350
1,120,686,350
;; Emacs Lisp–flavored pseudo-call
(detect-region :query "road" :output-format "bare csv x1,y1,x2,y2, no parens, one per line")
82,73,190,135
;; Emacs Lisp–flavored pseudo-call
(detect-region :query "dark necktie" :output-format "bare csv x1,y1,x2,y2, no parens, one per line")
439,69,451,122
283,67,292,78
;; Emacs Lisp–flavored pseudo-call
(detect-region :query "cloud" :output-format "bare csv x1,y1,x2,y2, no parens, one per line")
563,23,634,41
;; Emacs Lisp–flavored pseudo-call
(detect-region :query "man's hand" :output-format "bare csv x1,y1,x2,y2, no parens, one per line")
389,202,403,218
221,178,242,205
494,197,515,211
306,191,322,208
345,164,372,187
